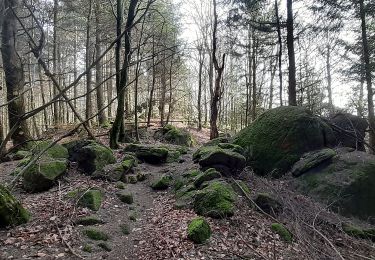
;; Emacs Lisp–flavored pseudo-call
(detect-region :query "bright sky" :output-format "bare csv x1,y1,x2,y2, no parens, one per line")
174,0,356,111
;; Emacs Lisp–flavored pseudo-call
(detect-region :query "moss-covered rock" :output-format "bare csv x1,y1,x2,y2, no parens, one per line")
124,144,168,164
23,159,68,192
82,244,93,253
75,215,104,226
78,189,103,211
25,141,69,160
233,106,335,177
254,193,282,217
151,175,173,190
194,168,221,188
115,181,126,189
193,181,236,218
84,228,109,241
187,217,211,244
164,126,194,147
342,223,375,241
203,137,230,147
92,163,125,182
166,150,181,163
120,223,131,235
193,145,246,175
0,184,30,227
12,150,31,160
123,174,138,184
64,140,115,175
291,148,337,177
291,150,375,220
97,242,112,252
116,191,134,204
271,223,292,243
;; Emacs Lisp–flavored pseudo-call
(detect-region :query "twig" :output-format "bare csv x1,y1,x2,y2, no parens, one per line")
55,222,85,259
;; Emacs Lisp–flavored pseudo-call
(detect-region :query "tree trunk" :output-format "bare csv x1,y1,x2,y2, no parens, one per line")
95,0,107,125
326,43,333,110
147,35,156,126
53,0,60,125
210,0,226,139
1,0,31,146
359,0,375,151
286,0,297,106
275,0,283,106
85,0,93,127
197,46,204,131
110,0,139,148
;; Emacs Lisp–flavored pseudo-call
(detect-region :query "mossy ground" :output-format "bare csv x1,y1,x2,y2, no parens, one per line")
151,175,173,190
116,192,134,204
84,228,109,241
75,215,104,226
78,189,103,211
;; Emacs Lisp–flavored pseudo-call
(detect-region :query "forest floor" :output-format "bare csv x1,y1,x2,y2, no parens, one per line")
0,127,374,260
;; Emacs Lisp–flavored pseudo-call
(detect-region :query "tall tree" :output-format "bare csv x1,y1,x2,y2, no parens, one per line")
286,0,297,106
1,0,31,146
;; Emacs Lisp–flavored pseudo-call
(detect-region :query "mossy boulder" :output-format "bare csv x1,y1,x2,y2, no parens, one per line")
63,139,95,161
151,175,173,190
116,191,134,204
92,163,125,182
290,148,337,177
166,150,181,163
193,181,236,218
187,217,211,244
75,215,104,226
25,141,69,160
0,184,30,227
155,125,194,147
194,168,221,188
97,242,112,252
271,223,292,243
23,159,68,192
203,137,230,147
124,144,168,164
84,228,109,241
12,150,31,160
254,193,283,217
193,145,246,175
77,189,103,211
233,106,335,177
291,150,375,220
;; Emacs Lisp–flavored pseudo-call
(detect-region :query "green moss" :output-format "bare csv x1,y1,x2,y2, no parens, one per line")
342,223,366,238
84,228,109,241
97,242,112,252
129,211,137,221
187,217,211,244
120,223,130,235
182,170,201,179
121,157,137,172
217,143,244,154
0,184,30,227
164,128,193,147
78,144,116,174
78,189,103,211
203,137,230,147
13,150,31,160
124,144,169,164
254,193,282,217
115,182,126,189
25,141,68,159
123,174,138,184
231,180,251,194
136,173,147,182
82,244,93,253
194,168,221,188
75,215,104,226
116,192,134,204
193,181,235,218
151,175,173,190
166,150,181,163
233,106,335,176
271,223,292,243
23,159,68,192
173,178,186,191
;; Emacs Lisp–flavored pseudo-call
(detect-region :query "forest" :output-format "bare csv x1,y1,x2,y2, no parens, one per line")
0,0,375,259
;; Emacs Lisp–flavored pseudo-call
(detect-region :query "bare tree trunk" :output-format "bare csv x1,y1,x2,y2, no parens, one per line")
359,0,375,151
269,56,277,109
85,0,93,127
210,0,226,139
286,0,297,106
107,53,114,119
326,43,333,110
197,45,204,130
95,0,107,125
275,0,283,106
110,0,139,148
166,52,174,124
159,54,167,126
147,36,156,126
251,35,257,121
73,26,78,122
53,0,60,125
1,0,31,146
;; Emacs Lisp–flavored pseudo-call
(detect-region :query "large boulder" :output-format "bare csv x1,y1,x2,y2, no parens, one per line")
193,143,246,175
233,106,335,177
23,159,68,192
124,144,168,164
19,140,68,160
64,140,115,175
329,112,368,151
291,150,375,221
0,184,30,227
155,125,194,147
